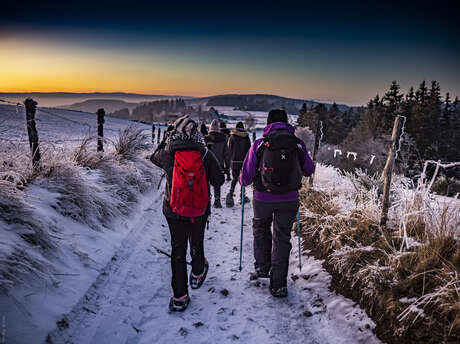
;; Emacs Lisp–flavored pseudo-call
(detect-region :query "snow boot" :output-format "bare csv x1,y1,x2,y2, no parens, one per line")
240,196,250,204
269,285,288,298
225,193,235,208
250,267,270,280
214,199,222,208
169,294,190,312
190,260,209,289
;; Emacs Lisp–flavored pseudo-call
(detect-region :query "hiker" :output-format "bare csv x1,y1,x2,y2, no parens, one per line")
200,122,208,136
152,123,156,143
219,121,232,181
226,121,251,207
240,109,315,298
205,119,230,208
151,116,224,312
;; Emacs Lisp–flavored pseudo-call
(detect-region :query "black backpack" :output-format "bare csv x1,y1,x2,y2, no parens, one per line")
254,130,305,194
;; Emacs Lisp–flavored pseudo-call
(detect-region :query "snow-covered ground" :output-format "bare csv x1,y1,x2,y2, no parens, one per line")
0,104,380,343
44,182,378,344
0,104,154,146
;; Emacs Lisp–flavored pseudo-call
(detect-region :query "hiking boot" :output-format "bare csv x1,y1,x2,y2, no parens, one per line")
190,260,209,289
169,294,190,312
214,199,222,208
240,196,250,204
269,285,288,298
249,270,270,280
250,266,270,280
225,193,235,208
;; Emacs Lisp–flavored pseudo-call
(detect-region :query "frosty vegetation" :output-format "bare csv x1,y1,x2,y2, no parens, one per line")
0,125,156,294
300,164,459,343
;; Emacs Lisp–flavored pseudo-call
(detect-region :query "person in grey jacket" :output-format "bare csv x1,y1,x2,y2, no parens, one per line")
205,119,230,208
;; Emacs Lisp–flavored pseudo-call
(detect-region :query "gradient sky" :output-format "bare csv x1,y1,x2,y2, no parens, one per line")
1,0,459,105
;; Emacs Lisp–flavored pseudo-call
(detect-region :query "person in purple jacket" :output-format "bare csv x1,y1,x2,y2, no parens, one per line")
239,109,315,297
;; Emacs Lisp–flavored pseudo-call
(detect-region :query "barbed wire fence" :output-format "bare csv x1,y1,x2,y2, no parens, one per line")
0,98,157,168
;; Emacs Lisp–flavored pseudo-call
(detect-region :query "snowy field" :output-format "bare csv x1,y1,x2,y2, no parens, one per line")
0,104,155,147
0,104,380,344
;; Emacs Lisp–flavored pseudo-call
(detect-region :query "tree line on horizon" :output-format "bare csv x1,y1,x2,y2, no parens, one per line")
298,80,460,181
110,98,187,122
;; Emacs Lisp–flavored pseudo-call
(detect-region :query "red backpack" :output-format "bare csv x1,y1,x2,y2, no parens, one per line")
170,150,209,221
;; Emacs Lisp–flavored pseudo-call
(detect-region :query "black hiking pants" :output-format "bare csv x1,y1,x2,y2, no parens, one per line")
166,215,207,298
229,163,243,196
252,199,299,289
213,185,221,203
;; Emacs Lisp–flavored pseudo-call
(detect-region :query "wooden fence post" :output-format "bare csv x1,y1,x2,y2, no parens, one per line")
309,118,322,186
157,127,161,144
380,115,404,226
24,98,40,170
97,108,105,152
152,124,156,143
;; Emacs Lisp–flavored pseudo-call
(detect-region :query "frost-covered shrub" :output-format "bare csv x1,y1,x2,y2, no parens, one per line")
299,163,460,342
113,125,151,161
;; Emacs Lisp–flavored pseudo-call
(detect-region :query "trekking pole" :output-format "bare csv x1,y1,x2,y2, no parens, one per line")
239,186,245,271
296,209,302,271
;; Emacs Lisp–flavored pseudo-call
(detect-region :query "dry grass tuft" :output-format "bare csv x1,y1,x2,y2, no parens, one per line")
114,125,151,161
0,131,158,294
299,163,460,342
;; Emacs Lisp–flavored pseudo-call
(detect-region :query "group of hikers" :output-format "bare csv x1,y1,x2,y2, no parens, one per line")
150,109,315,312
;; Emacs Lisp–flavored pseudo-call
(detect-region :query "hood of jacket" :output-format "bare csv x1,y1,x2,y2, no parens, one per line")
206,130,226,142
262,122,295,137
230,128,248,138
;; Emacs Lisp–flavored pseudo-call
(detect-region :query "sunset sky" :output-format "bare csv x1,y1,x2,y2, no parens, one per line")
1,1,459,106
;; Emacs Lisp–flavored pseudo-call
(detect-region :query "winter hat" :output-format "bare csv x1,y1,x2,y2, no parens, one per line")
210,119,220,132
168,115,205,145
267,109,288,124
173,115,197,135
236,121,244,129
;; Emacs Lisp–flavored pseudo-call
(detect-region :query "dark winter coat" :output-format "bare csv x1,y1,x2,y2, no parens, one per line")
228,128,251,174
205,131,230,173
151,137,224,220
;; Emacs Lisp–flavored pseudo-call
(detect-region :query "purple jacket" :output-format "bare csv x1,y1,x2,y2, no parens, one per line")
239,122,315,202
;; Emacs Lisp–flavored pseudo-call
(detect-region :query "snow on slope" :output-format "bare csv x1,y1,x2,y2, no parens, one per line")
0,104,152,145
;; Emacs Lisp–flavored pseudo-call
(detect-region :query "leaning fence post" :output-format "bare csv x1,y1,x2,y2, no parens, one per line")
24,98,41,171
380,115,404,226
309,118,322,186
157,127,161,144
97,108,105,152
152,124,156,143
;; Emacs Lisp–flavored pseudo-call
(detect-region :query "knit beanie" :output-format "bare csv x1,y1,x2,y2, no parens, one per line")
267,109,288,124
210,119,220,131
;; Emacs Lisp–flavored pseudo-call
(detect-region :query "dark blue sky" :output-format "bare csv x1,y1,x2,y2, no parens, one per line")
1,0,459,105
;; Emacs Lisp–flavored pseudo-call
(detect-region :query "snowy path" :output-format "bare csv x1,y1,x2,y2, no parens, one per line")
47,181,380,344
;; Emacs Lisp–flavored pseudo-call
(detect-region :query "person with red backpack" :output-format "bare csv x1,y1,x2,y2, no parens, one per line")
239,109,315,297
151,116,224,311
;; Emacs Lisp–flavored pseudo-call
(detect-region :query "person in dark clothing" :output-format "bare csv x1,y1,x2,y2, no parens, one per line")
151,115,224,311
200,122,208,136
205,119,230,208
226,121,251,207
219,121,232,181
240,109,315,298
